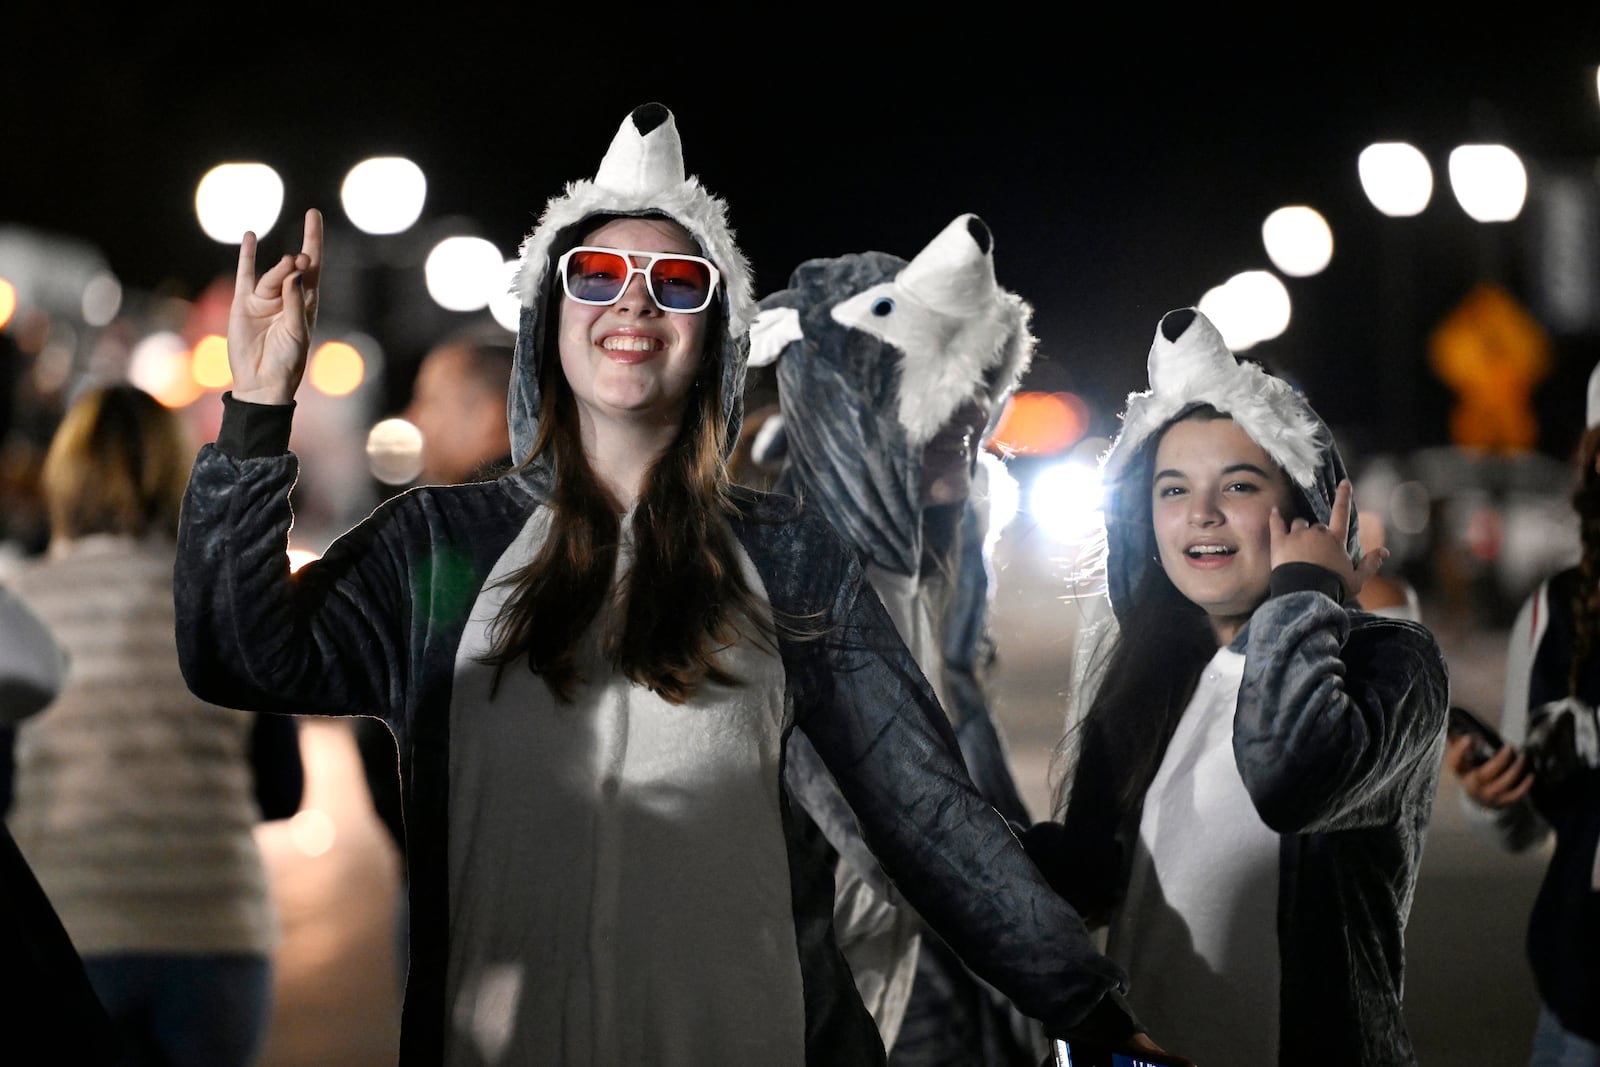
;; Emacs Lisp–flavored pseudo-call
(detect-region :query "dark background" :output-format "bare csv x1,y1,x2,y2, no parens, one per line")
6,11,1600,458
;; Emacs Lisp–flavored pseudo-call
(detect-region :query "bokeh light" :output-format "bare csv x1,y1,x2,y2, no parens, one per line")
1028,458,1105,543
1358,142,1434,217
1448,144,1528,223
986,391,1090,457
489,259,523,332
81,271,122,326
191,334,232,389
1261,206,1333,277
341,157,428,236
1198,271,1292,350
367,417,425,486
129,331,204,408
308,340,365,397
195,163,285,244
425,236,505,312
0,277,15,331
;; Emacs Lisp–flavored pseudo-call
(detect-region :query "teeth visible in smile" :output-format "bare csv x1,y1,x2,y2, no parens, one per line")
602,336,663,352
1188,545,1235,556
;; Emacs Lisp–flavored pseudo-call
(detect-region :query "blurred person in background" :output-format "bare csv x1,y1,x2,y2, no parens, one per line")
0,581,121,1063
1449,367,1600,1066
1354,509,1422,621
4,383,303,1067
401,328,515,486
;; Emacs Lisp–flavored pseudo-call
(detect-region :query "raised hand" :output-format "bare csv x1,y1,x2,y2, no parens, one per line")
1269,479,1386,601
227,208,323,405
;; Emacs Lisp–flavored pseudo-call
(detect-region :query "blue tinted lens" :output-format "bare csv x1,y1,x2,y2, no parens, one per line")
647,256,714,311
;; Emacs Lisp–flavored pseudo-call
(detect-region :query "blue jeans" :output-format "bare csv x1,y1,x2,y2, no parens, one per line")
1532,1005,1600,1067
84,953,272,1067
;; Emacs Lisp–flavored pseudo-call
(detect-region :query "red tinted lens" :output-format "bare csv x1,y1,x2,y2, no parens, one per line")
565,249,630,303
648,256,714,311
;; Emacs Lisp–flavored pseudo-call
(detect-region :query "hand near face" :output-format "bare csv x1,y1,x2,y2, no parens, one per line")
1269,479,1386,601
227,208,323,405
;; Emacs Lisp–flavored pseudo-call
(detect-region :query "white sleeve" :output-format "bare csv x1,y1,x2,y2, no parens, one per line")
1459,582,1551,851
1499,581,1549,748
0,584,66,723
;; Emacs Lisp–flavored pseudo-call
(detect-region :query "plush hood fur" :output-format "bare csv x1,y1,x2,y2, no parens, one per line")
746,214,1034,574
505,103,754,484
1099,307,1356,621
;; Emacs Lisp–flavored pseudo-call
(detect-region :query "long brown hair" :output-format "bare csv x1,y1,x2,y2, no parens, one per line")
482,236,772,704
40,383,192,542
1566,424,1600,696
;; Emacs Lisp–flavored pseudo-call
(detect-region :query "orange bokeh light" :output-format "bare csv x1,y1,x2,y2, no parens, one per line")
309,341,365,397
0,278,16,331
986,391,1090,457
191,334,233,389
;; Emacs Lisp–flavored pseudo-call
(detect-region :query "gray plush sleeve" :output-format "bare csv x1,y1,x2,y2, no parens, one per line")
1236,590,1449,833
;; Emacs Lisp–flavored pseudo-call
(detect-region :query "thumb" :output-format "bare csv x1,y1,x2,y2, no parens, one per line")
1352,547,1389,591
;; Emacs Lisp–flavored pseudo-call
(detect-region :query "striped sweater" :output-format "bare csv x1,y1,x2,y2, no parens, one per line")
4,534,278,956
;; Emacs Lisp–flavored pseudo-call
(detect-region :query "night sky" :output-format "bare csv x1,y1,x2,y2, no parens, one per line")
6,12,1600,461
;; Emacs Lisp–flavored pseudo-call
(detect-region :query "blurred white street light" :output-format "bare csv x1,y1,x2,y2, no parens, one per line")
1358,142,1434,217
1028,459,1104,544
195,163,285,243
489,259,523,332
425,236,505,312
366,417,425,485
1448,144,1528,222
341,157,428,235
1197,270,1292,350
1262,206,1333,277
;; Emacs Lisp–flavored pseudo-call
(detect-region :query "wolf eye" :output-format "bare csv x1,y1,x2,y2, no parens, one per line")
872,298,895,317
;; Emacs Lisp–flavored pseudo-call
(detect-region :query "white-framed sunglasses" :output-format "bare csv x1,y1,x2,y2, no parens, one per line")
556,245,722,314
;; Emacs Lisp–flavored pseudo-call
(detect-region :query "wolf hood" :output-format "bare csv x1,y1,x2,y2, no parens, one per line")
749,213,1034,575
505,102,755,489
1098,306,1358,620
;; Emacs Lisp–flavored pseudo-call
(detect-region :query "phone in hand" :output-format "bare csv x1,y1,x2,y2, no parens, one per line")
1051,1038,1194,1066
1447,705,1505,769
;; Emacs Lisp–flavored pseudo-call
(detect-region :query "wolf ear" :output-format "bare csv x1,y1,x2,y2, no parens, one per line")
749,307,802,368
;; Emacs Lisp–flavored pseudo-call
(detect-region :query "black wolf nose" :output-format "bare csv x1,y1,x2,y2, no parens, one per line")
631,103,670,136
965,215,992,255
1161,308,1197,342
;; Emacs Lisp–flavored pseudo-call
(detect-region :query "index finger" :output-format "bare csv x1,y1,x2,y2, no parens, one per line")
234,230,259,300
1328,479,1353,541
297,208,324,284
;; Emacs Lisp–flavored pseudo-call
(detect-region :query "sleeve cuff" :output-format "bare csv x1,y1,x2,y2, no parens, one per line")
216,392,295,459
1269,561,1345,604
1062,987,1143,1044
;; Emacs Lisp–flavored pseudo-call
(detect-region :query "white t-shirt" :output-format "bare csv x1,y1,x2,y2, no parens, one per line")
1106,645,1281,1065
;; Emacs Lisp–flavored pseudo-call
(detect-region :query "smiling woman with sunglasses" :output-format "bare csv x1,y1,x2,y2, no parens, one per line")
171,103,1172,1066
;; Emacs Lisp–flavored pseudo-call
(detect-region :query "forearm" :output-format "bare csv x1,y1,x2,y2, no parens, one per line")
802,582,1133,1036
175,395,408,717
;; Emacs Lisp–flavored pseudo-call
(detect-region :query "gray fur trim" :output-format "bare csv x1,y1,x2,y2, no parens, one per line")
512,179,755,337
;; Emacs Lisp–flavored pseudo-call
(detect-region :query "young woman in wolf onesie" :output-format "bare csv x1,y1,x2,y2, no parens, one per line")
171,103,1163,1066
1025,307,1448,1066
746,213,1042,1065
